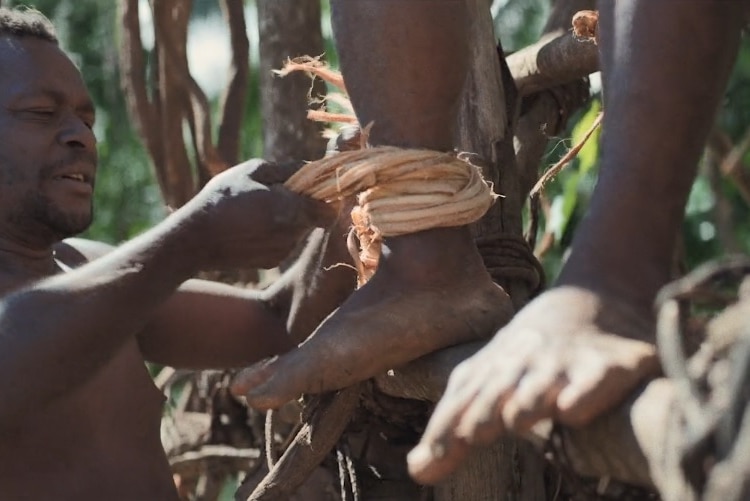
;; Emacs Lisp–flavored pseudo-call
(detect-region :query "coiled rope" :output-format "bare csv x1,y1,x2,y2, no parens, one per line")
278,57,497,284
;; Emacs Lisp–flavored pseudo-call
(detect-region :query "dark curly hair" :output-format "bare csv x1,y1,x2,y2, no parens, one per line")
0,7,57,44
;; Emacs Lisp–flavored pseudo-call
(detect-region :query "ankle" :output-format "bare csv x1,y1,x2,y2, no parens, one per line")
377,227,488,285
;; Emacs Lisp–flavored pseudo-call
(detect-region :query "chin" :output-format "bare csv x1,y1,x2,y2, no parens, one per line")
16,193,94,242
45,208,93,239
60,214,93,237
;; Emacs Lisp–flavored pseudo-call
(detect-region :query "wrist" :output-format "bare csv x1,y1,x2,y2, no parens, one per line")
155,198,216,275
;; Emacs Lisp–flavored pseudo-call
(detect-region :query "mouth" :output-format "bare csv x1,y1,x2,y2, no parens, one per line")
46,156,97,198
51,168,95,197
59,173,88,183
53,164,95,186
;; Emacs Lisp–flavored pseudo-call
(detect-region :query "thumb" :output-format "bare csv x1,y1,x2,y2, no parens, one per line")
302,196,339,228
270,185,338,229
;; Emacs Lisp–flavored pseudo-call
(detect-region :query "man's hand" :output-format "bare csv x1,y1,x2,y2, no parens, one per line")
184,159,335,270
407,286,661,485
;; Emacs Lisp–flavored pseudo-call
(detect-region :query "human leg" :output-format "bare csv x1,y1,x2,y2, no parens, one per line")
408,0,749,484
232,0,513,410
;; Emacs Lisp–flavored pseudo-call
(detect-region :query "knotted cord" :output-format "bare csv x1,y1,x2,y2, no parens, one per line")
475,233,545,296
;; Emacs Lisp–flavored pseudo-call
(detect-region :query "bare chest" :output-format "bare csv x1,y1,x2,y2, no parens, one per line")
0,341,177,501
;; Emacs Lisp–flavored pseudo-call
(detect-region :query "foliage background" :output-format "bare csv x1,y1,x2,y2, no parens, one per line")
8,0,747,281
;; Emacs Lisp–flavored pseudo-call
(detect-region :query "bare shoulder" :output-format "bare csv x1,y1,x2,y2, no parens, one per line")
53,237,115,269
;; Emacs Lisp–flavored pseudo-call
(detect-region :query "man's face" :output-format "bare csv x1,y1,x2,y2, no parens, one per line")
0,36,97,246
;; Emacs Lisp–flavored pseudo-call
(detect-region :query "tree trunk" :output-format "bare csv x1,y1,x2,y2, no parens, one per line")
257,0,327,163
434,1,549,499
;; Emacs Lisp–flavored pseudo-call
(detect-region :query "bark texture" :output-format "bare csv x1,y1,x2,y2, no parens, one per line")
257,0,327,163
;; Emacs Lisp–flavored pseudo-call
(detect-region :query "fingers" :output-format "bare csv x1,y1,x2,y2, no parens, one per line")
301,195,338,229
230,357,293,410
554,339,659,426
408,288,663,485
235,158,306,185
555,355,655,427
501,361,566,432
408,399,473,484
408,355,508,485
221,160,338,230
269,185,337,231
556,372,617,427
408,433,472,485
327,124,362,153
270,160,307,184
451,361,519,444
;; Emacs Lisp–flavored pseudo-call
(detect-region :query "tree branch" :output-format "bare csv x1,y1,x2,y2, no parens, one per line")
155,0,226,183
117,0,166,187
152,0,196,207
170,445,261,479
217,0,250,166
719,127,750,203
513,0,595,205
245,386,360,501
508,29,599,97
186,75,228,180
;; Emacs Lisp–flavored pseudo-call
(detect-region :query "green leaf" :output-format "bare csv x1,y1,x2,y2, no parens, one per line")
570,99,602,175
548,171,581,241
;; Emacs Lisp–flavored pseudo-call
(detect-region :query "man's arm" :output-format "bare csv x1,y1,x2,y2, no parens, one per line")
0,161,331,428
58,163,356,371
137,223,357,368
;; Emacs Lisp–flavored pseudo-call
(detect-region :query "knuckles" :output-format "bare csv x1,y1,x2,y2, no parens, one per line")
187,160,329,269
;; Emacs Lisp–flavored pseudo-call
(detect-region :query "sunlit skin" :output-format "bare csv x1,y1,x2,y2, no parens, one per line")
0,31,355,500
0,36,96,256
407,0,750,485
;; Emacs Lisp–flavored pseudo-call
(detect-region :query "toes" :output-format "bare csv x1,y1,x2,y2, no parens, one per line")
244,384,295,411
230,356,300,411
230,356,278,397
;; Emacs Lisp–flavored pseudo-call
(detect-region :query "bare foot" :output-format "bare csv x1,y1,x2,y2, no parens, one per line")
231,227,514,411
407,286,661,485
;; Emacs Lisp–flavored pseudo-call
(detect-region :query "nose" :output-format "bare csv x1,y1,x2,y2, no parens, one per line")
58,112,97,152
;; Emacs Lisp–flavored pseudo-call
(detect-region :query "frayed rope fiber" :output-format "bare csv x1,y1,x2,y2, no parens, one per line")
277,57,498,284
284,147,496,284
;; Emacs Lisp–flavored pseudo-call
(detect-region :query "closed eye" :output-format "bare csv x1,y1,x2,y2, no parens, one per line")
80,115,95,130
21,108,56,120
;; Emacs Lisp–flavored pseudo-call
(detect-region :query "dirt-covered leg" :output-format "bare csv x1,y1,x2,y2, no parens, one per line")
408,0,750,485
231,0,513,411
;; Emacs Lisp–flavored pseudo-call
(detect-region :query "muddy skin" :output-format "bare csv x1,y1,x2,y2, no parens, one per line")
408,0,750,486
231,0,514,410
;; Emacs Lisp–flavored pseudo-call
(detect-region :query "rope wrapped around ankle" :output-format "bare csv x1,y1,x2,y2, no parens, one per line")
276,56,496,284
284,147,496,285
